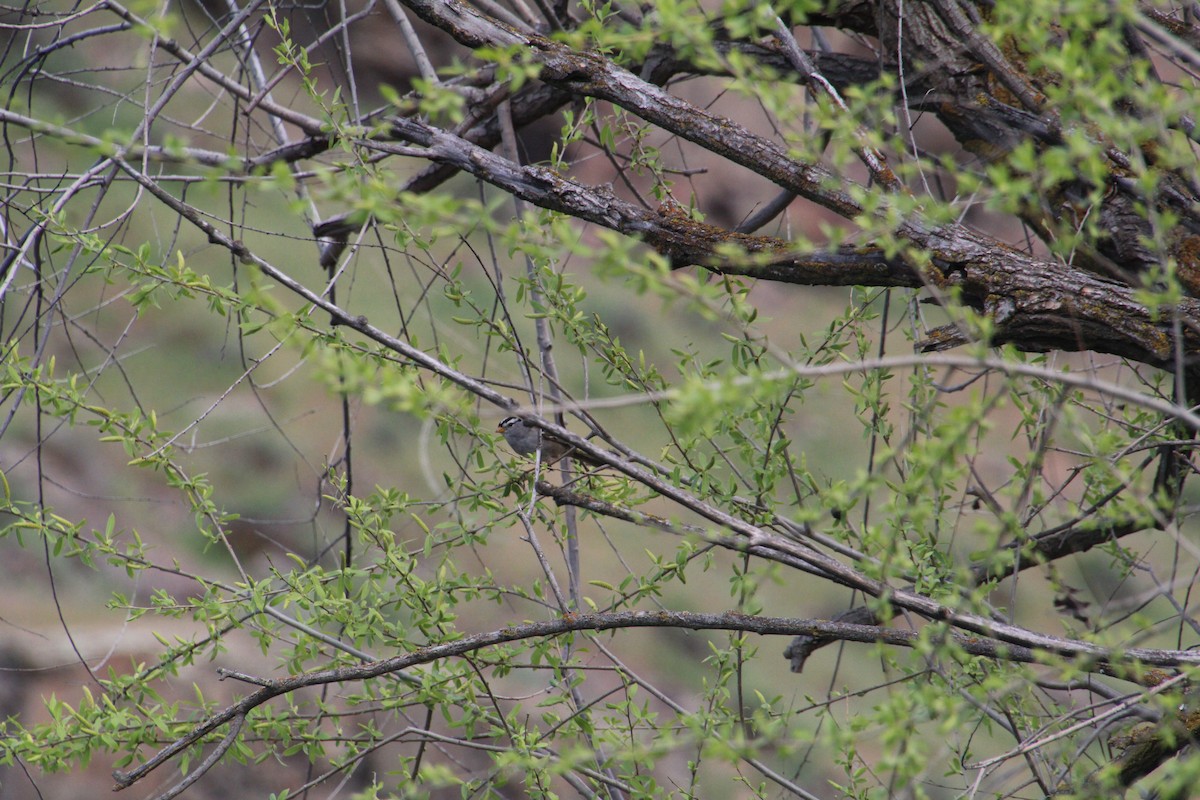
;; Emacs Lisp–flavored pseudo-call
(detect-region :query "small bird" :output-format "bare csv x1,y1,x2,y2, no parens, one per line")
496,417,604,467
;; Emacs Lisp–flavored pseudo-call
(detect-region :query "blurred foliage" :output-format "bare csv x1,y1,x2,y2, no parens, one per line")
1,1,1200,799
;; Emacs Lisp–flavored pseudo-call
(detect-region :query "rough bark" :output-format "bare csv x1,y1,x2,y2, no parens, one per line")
315,0,1196,374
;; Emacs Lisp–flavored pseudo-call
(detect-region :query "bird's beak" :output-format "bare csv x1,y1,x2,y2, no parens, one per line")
495,425,504,433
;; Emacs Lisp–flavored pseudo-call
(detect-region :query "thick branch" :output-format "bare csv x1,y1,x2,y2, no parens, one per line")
382,114,1200,369
379,0,1200,370
398,0,865,219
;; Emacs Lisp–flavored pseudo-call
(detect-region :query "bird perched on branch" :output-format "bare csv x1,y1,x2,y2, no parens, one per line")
496,417,604,468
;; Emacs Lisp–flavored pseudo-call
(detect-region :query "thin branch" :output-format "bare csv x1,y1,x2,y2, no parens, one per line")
111,609,1200,788
771,12,902,191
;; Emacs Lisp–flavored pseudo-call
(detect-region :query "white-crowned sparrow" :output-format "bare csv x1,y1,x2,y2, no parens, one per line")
496,417,603,467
